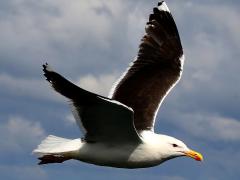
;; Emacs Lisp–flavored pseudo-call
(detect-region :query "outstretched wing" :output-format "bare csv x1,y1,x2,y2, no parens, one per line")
43,64,141,143
110,1,184,131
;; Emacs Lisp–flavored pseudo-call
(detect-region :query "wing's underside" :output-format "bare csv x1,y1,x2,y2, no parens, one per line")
110,1,184,131
43,64,141,143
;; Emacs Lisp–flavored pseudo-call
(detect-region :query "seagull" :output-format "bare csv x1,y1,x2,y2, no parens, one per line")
33,1,203,168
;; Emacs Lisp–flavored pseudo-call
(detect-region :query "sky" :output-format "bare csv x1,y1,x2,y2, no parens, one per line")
0,0,239,179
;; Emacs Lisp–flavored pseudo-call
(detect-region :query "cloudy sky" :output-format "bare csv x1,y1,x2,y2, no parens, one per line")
0,0,239,179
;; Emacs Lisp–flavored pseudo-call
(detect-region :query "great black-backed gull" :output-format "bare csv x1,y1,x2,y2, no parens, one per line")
33,1,203,168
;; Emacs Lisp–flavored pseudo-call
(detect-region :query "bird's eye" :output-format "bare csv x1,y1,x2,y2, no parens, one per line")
172,144,178,147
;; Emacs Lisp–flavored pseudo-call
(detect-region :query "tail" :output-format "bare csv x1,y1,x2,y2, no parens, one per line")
33,135,81,165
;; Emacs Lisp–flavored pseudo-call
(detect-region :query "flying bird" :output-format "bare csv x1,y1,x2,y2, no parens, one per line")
33,1,203,168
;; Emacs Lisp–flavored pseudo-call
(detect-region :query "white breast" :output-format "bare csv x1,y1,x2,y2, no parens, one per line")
73,132,166,168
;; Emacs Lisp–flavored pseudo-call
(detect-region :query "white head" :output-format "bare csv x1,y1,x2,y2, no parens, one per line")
157,134,203,162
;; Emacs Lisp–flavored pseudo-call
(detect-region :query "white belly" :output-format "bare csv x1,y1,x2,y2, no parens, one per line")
73,142,164,168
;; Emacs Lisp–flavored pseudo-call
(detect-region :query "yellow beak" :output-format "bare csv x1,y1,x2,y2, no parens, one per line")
184,149,203,161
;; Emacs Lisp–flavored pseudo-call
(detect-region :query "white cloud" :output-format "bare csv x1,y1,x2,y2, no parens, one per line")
158,176,186,180
65,113,75,125
43,0,113,48
126,4,146,49
77,73,119,96
0,165,47,180
170,112,240,142
0,116,45,153
0,73,63,102
195,4,240,48
0,0,127,70
171,1,240,83
0,0,153,75
207,146,240,176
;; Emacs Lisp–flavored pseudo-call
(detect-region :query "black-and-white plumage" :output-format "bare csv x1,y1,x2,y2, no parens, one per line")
43,64,140,143
34,1,202,168
110,2,184,131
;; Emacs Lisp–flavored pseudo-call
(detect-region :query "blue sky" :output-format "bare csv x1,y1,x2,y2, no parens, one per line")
0,0,239,179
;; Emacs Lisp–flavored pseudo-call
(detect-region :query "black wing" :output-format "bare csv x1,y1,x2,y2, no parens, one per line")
110,1,184,131
43,64,141,143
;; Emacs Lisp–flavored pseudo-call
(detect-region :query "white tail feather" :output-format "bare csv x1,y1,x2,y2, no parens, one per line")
33,135,81,156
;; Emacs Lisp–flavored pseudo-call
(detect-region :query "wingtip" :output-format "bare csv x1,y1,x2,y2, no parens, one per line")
42,62,48,68
157,1,170,12
42,62,53,82
42,62,53,72
158,1,164,6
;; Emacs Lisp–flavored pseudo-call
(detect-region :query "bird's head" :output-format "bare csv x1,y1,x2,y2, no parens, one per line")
159,135,203,162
